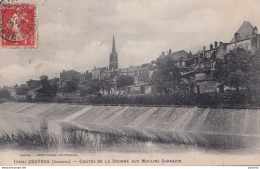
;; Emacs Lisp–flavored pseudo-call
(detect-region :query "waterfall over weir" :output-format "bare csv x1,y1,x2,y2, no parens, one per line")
0,102,259,150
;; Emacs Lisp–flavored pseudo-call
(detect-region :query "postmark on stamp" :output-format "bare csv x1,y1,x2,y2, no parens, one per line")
0,3,37,48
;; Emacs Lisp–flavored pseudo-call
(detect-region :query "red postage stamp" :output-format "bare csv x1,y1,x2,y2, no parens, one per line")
0,4,37,48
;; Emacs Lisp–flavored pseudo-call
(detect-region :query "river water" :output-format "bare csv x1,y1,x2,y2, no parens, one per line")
0,102,260,154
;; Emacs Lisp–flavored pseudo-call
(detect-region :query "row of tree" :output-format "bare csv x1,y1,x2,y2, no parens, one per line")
23,74,135,98
80,75,135,96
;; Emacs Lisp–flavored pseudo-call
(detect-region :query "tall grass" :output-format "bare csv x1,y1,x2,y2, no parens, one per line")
0,131,12,144
0,129,59,148
14,129,59,148
0,127,242,150
0,128,149,150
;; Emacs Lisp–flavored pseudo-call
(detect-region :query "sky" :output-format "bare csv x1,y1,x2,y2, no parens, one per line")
1,0,260,86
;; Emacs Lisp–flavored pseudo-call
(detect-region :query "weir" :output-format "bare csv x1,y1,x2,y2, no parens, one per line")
0,102,260,149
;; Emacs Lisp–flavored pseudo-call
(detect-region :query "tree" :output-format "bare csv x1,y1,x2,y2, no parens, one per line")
248,50,260,99
151,55,181,95
65,79,78,93
16,86,28,95
39,75,50,89
0,87,11,99
116,75,134,94
214,48,255,94
38,75,58,97
80,80,101,96
100,79,114,95
50,78,59,96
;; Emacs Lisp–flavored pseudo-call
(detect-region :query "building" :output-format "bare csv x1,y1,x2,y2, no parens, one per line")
59,70,80,88
27,86,43,99
180,45,219,94
91,35,119,81
177,21,260,94
26,79,41,90
160,49,189,60
118,64,153,85
109,35,118,70
127,84,153,95
6,86,17,99
77,71,92,85
91,67,106,80
226,21,260,55
49,77,60,86
60,70,80,81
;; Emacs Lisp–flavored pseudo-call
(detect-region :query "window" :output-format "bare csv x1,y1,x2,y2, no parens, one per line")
245,44,249,50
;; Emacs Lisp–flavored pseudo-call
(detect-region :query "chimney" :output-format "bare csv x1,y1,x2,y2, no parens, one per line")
235,32,240,42
252,26,258,36
210,44,213,50
203,46,206,58
169,49,171,54
215,41,218,48
162,51,165,57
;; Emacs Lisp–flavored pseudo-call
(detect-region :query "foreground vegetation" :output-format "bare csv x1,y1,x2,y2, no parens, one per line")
0,128,149,150
0,124,250,150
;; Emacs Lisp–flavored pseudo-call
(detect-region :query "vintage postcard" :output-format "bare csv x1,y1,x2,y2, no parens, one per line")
0,0,260,166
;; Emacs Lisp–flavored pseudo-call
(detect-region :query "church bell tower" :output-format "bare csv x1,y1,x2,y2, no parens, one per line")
109,35,118,70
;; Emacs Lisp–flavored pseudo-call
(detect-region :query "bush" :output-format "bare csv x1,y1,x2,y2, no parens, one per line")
75,94,198,106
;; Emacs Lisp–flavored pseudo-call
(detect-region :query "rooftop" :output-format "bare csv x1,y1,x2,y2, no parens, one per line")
165,50,189,60
230,21,254,43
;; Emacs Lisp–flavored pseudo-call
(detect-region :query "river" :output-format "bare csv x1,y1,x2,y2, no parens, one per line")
0,102,259,153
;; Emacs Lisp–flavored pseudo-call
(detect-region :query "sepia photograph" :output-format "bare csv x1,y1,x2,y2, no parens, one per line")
0,0,260,166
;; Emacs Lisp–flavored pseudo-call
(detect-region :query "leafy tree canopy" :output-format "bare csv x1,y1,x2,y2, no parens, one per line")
65,79,78,93
38,75,58,97
214,48,258,93
116,75,134,89
151,55,181,95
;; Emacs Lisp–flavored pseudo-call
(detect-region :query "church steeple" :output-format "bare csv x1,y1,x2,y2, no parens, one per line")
112,35,116,52
109,35,118,70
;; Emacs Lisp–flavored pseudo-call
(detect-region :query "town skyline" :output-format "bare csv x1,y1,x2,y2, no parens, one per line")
1,0,260,86
1,0,260,164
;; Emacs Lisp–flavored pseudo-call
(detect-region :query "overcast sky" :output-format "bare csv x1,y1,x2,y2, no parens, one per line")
1,0,260,86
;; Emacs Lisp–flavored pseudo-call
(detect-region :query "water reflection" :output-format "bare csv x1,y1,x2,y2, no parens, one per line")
60,123,149,152
59,122,260,152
